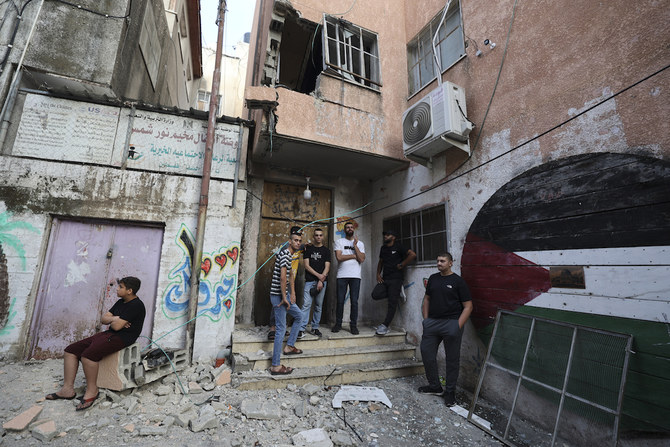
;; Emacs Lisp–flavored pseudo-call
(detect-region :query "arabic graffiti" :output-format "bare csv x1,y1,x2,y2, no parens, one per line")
161,224,240,322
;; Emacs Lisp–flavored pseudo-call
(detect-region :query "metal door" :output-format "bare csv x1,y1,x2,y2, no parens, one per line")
29,218,163,359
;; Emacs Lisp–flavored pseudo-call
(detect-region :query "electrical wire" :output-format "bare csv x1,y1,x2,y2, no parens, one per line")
346,62,670,222
47,0,131,19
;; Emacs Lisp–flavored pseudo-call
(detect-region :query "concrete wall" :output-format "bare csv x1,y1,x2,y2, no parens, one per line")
372,0,670,395
0,96,247,363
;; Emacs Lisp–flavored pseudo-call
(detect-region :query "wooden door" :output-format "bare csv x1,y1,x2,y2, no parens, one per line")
254,182,331,326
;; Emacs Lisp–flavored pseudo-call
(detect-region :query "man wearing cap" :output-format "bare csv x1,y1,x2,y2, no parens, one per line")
299,228,331,338
46,276,145,411
374,229,416,335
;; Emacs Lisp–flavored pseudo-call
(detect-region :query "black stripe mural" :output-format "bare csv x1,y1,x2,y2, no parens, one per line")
462,152,670,432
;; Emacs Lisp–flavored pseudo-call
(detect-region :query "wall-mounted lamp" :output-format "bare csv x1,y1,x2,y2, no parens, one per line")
484,39,496,49
303,177,312,200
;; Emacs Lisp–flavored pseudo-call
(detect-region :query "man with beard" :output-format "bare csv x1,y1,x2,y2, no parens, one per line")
333,221,365,334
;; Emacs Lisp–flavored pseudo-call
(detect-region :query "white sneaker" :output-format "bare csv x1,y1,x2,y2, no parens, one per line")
376,324,389,335
399,285,407,304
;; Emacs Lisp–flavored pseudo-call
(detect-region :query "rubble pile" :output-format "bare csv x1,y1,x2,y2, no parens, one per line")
0,359,500,446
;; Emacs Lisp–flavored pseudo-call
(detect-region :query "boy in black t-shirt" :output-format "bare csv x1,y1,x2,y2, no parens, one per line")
418,253,473,407
299,228,331,337
46,276,146,411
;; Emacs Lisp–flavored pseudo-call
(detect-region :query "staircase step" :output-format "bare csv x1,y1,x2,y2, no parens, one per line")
233,358,425,391
242,343,418,370
232,325,407,354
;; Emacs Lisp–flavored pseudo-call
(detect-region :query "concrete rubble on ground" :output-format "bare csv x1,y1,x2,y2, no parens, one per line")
0,358,506,446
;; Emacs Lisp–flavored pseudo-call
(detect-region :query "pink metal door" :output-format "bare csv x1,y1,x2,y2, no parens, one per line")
29,218,163,359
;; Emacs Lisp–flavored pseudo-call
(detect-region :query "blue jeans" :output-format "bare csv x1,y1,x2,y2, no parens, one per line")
270,293,303,367
336,278,360,327
300,280,327,331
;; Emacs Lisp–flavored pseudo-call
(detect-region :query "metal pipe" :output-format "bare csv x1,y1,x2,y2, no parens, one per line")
431,0,452,86
0,0,45,148
232,123,243,207
186,0,226,364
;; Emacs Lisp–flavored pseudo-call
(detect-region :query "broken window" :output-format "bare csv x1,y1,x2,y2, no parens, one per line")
262,4,381,94
407,1,465,96
323,15,381,91
383,205,448,262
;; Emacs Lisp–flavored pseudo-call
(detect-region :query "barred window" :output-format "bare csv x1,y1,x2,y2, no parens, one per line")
323,15,381,91
407,1,465,96
383,205,448,262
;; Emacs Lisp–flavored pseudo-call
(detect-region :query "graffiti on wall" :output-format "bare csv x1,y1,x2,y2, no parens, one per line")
0,211,39,330
161,224,240,322
335,216,358,239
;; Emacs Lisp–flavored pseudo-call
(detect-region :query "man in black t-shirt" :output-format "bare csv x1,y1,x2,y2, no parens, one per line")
418,253,473,407
374,229,416,335
299,228,331,338
46,276,145,411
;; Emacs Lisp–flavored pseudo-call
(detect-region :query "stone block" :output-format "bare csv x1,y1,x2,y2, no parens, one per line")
31,420,57,442
292,428,333,447
190,415,218,432
240,399,280,420
215,368,232,386
139,426,168,436
3,405,43,431
96,343,141,391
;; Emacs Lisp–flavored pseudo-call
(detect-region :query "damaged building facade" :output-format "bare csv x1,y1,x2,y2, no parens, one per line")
0,0,250,364
240,0,669,435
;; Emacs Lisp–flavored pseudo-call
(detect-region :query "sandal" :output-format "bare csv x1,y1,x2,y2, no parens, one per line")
283,346,303,355
45,392,76,400
75,392,100,411
267,330,275,340
270,365,293,375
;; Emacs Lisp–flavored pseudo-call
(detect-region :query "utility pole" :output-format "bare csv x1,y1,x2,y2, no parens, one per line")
186,0,226,364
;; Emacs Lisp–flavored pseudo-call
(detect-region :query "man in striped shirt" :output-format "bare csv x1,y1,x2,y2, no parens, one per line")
269,231,304,375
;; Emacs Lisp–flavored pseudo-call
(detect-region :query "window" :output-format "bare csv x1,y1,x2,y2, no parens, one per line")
323,15,381,90
407,1,465,96
383,205,448,263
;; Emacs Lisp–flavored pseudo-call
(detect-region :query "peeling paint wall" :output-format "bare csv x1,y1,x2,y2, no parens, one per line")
0,97,247,362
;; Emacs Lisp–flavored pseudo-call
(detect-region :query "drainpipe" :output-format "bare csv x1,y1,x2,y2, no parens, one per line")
186,0,226,364
0,0,45,147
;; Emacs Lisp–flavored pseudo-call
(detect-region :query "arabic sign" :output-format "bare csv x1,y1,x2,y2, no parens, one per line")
124,111,239,179
14,94,120,164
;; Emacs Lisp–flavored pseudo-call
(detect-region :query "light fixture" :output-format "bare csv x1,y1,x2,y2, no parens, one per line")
303,177,312,200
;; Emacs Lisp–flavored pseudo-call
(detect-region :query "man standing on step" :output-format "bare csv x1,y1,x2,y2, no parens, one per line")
269,231,304,375
374,229,416,335
418,252,473,407
299,228,331,338
333,221,365,334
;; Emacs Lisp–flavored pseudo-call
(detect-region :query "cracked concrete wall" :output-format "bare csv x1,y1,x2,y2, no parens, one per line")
372,0,670,395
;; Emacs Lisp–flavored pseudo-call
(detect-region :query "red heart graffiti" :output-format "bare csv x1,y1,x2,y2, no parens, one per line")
224,299,233,311
201,258,212,276
215,254,227,269
226,246,239,264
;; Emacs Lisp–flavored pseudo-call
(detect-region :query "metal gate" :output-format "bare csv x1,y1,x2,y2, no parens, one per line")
469,311,632,447
29,217,164,359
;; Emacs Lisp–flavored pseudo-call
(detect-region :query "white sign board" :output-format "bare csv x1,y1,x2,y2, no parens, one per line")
14,94,120,164
124,111,239,179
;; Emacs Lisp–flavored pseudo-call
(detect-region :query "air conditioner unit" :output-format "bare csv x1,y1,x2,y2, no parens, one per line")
402,81,474,166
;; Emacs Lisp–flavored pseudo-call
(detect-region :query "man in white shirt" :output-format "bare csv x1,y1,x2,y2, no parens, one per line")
333,221,365,334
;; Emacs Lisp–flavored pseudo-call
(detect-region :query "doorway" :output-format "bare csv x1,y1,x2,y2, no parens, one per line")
29,217,164,359
254,182,332,326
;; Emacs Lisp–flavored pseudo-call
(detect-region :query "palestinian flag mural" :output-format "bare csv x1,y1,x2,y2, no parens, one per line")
461,152,670,432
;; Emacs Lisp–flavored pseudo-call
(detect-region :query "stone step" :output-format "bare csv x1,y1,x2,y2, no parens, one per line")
232,325,407,354
232,358,425,391
242,342,418,370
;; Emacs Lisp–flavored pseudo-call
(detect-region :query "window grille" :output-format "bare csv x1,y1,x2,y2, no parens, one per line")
383,204,447,262
323,15,381,90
